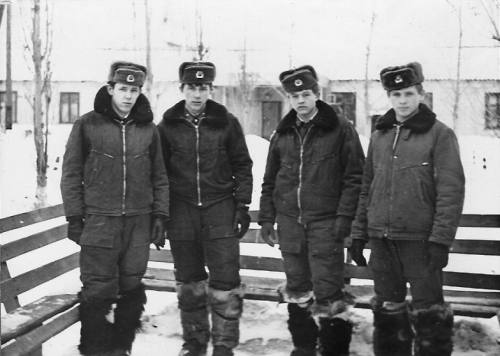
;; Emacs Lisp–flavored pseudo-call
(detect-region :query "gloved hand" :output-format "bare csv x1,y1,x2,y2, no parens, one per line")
260,222,278,247
350,239,368,267
334,215,353,242
67,216,84,245
427,241,449,271
151,217,167,251
233,204,251,239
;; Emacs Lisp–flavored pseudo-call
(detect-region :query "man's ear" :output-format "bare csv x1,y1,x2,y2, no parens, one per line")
106,84,114,96
419,90,426,102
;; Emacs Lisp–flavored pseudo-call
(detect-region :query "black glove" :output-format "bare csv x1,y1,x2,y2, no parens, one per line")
334,215,353,242
67,216,84,245
350,239,368,267
150,217,167,250
233,204,251,239
260,222,278,247
427,242,449,271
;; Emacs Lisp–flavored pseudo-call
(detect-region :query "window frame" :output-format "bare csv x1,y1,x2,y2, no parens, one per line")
327,92,357,125
59,92,80,124
0,91,18,124
485,93,500,130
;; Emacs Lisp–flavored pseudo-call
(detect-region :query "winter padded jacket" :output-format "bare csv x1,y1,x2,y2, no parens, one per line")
157,99,253,207
352,104,465,247
259,100,365,225
61,86,169,219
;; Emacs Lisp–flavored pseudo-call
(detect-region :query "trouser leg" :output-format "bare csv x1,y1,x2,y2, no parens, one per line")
371,298,413,356
410,303,454,356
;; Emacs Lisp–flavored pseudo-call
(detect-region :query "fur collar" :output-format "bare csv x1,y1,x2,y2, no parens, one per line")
375,103,436,133
276,100,339,133
162,99,229,128
94,85,153,125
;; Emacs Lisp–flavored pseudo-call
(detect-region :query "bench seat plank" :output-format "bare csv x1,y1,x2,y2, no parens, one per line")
1,294,78,344
143,268,500,318
2,306,79,356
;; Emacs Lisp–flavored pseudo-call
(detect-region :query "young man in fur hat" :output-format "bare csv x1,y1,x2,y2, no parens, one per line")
259,65,365,356
350,62,465,356
61,61,169,356
157,62,253,356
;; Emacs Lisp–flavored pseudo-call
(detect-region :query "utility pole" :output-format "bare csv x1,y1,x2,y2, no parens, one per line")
5,2,13,130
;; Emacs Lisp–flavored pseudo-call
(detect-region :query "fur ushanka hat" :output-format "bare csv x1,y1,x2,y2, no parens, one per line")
108,61,147,87
380,62,424,91
279,65,318,93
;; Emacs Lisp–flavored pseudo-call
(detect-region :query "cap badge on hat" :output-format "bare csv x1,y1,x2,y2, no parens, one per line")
294,79,303,86
127,74,135,83
395,75,403,84
196,71,204,79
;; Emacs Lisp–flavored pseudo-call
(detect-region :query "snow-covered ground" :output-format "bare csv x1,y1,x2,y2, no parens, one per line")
1,129,500,355
40,290,500,356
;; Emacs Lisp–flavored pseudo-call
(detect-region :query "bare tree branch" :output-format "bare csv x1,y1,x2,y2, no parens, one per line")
480,0,500,42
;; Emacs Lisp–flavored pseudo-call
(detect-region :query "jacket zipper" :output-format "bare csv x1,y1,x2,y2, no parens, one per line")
186,118,204,206
121,122,131,214
384,124,402,237
294,125,312,224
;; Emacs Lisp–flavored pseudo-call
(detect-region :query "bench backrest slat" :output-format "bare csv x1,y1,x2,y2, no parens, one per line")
0,205,65,233
0,225,68,263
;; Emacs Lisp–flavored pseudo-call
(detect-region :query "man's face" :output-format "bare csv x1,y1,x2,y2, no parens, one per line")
107,83,141,117
388,86,424,122
182,84,212,114
288,89,319,118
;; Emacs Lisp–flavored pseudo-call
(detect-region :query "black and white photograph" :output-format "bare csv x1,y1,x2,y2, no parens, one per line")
1,0,499,355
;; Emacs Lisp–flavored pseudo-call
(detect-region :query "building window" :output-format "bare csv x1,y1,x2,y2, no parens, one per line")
485,93,500,130
327,92,356,125
60,92,80,123
0,91,18,125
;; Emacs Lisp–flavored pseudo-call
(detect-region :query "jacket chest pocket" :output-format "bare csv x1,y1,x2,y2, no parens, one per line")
85,150,116,187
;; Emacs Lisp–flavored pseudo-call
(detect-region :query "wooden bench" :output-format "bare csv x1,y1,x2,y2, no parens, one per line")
2,205,500,355
1,205,80,356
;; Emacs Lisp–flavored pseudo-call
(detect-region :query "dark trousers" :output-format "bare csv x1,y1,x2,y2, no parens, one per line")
369,237,445,309
80,214,151,302
277,213,345,305
168,198,241,291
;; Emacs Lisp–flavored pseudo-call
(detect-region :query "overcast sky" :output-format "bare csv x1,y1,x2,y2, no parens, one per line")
2,0,500,83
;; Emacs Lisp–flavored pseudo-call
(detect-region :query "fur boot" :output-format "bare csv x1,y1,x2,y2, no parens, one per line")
311,300,353,356
78,298,114,356
208,285,245,353
287,302,318,356
371,299,413,356
177,281,210,356
410,303,454,356
112,283,147,354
